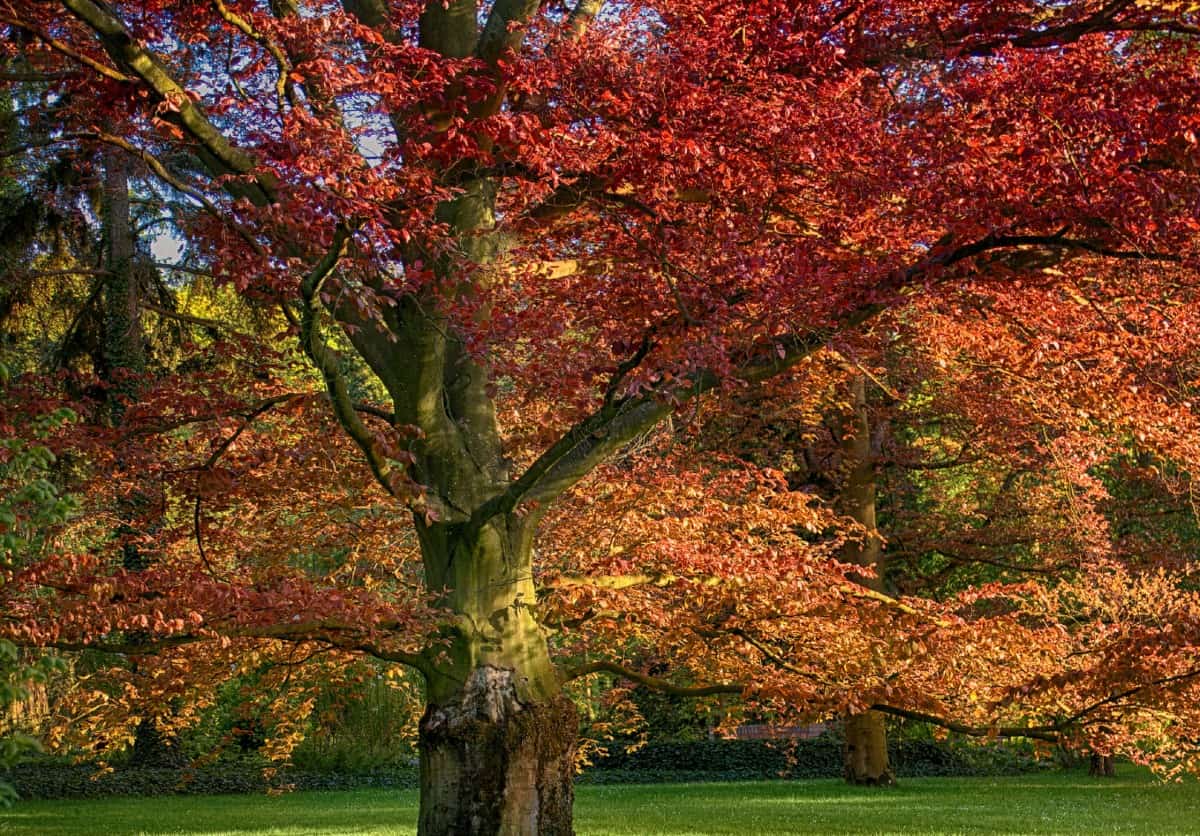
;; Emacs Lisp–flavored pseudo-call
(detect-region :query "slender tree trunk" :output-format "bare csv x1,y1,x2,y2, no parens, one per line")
101,146,143,413
415,517,576,835
840,376,896,786
102,150,185,769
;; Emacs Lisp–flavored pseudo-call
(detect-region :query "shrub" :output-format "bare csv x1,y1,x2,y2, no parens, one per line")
3,762,419,800
583,734,1048,783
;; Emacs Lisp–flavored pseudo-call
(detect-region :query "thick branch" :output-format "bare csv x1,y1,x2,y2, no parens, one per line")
298,227,400,499
60,0,275,203
563,659,744,697
1055,667,1200,728
470,302,882,533
565,0,604,40
2,14,132,82
869,705,1061,742
478,0,540,62
124,393,391,439
36,626,431,676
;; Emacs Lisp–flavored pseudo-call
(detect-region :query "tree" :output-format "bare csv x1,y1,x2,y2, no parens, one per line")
4,1,1200,832
0,369,75,805
838,376,894,785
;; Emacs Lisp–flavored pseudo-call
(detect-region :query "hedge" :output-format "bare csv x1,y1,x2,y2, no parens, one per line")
6,736,1046,799
4,763,418,800
582,736,1046,782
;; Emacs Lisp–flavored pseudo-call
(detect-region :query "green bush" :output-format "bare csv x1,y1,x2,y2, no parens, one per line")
289,676,418,772
178,664,419,772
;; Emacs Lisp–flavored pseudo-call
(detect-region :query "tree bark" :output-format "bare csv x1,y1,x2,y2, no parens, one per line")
419,669,577,836
102,149,181,768
128,719,186,769
1089,753,1116,777
840,376,896,786
843,710,893,786
101,145,143,416
415,518,577,835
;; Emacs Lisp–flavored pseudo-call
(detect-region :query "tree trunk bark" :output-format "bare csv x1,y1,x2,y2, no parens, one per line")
128,719,187,769
101,145,143,414
1088,753,1116,777
839,376,896,786
843,710,894,785
415,516,577,835
102,149,181,769
419,668,577,835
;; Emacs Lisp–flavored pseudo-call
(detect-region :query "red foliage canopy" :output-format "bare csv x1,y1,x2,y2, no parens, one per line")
2,0,1200,776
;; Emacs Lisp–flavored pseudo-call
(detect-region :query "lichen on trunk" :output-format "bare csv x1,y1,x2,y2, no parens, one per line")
419,667,577,836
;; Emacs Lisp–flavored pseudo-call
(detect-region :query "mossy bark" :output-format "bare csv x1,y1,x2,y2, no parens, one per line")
415,521,576,835
102,149,181,768
101,146,143,414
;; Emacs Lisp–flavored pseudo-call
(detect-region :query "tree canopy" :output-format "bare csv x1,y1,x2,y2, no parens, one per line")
2,1,1200,831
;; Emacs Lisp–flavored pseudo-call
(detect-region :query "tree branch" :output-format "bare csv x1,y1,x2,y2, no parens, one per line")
562,659,744,697
34,625,432,677
868,705,1062,742
139,301,254,341
298,226,401,500
2,14,132,83
211,0,296,113
60,0,276,203
565,0,605,40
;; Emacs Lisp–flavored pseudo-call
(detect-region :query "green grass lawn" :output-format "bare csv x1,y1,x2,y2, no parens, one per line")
3,771,1198,835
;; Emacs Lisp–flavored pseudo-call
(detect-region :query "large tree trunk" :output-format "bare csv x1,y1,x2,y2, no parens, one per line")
415,517,577,835
419,669,577,835
840,376,896,786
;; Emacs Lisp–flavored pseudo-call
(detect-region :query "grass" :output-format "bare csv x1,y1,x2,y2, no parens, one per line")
2,771,1199,835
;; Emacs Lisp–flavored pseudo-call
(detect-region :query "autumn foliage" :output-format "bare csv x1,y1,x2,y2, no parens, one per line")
3,0,1200,830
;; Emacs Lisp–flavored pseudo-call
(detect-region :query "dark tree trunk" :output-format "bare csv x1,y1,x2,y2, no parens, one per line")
127,720,186,769
1089,753,1116,777
419,667,577,836
103,149,180,769
101,145,143,413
